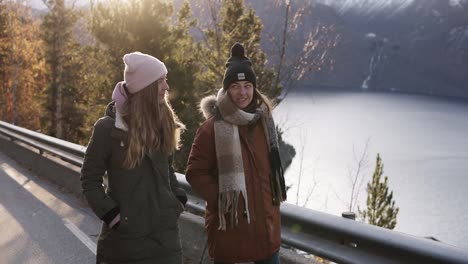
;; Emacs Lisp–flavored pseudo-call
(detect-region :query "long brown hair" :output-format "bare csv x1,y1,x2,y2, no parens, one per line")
121,81,184,169
253,89,273,114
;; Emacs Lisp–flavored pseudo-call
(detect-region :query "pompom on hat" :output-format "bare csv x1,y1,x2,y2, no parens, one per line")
112,52,167,113
222,43,257,90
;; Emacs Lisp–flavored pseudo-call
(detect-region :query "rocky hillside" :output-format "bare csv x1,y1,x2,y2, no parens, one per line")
252,0,468,98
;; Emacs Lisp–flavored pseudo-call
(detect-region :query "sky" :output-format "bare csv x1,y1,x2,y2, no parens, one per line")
28,0,88,10
27,0,467,12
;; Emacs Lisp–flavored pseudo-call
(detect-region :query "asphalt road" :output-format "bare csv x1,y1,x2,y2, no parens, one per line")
0,151,100,263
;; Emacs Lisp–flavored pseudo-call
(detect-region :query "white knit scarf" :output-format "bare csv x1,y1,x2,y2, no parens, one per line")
214,89,286,230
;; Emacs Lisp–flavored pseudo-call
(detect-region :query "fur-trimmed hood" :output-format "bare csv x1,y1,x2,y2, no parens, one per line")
199,94,217,120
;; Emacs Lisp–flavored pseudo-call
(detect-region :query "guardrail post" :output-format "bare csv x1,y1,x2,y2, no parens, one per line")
342,211,356,220
342,211,357,248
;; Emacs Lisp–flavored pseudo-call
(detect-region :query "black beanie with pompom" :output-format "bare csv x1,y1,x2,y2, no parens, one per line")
222,43,257,89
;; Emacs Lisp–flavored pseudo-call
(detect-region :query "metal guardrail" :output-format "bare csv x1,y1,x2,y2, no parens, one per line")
0,121,85,166
1,120,468,264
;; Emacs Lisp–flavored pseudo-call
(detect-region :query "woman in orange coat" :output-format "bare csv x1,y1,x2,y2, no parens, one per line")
185,43,287,264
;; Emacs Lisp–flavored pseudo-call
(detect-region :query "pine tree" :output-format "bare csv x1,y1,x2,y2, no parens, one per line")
358,153,399,229
197,0,295,172
164,1,204,170
42,0,80,139
199,0,280,99
31,0,116,144
89,0,173,83
75,45,114,145
88,0,291,171
89,0,205,170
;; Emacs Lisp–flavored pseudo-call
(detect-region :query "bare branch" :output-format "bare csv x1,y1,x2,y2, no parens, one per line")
302,156,320,207
348,138,371,212
295,131,307,205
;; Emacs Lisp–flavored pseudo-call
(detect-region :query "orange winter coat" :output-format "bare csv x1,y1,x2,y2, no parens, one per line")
186,115,281,263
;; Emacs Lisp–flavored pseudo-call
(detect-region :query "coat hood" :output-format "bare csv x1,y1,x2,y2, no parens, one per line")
199,94,217,120
105,101,116,119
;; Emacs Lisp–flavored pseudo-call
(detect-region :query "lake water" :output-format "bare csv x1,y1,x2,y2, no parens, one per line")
274,89,468,250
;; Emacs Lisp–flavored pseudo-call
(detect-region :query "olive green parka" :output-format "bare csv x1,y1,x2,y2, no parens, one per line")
81,103,187,264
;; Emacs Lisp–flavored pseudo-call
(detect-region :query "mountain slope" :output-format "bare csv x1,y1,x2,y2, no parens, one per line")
252,0,468,97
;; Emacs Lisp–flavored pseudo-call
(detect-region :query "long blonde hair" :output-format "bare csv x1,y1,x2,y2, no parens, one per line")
121,81,184,169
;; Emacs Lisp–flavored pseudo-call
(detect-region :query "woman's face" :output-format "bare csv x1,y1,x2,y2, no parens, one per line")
157,75,169,104
227,81,254,109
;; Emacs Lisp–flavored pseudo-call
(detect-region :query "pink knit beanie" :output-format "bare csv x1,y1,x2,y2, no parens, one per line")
123,52,167,93
112,52,167,113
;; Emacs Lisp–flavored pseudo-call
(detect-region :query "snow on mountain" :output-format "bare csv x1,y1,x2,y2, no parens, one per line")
318,0,414,16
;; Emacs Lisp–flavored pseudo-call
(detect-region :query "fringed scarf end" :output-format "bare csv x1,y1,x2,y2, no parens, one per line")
270,148,287,206
217,190,250,231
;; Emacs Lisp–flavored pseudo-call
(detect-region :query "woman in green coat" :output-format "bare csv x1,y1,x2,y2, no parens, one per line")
81,52,187,264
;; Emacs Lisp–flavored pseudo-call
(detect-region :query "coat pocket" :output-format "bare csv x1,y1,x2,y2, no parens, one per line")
116,191,154,238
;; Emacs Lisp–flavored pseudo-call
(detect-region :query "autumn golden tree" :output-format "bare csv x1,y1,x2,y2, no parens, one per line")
0,2,46,130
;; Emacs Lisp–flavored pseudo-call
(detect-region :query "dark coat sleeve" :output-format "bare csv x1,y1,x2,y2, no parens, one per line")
80,117,119,224
185,118,219,210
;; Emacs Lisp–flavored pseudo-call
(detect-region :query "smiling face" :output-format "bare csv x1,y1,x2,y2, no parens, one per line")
157,75,169,104
227,81,254,109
